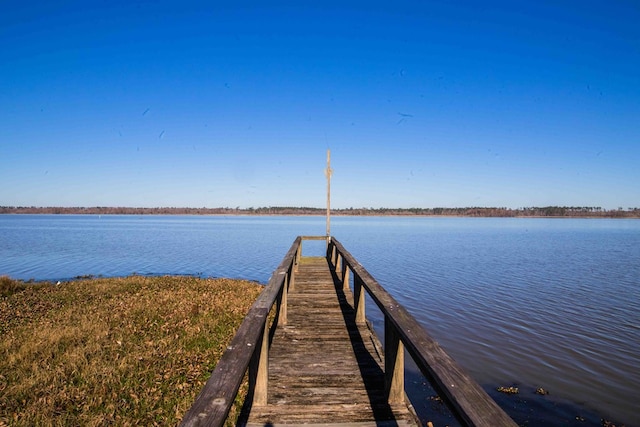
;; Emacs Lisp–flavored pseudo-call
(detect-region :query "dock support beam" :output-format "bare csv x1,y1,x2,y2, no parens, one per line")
385,316,405,404
277,273,288,326
342,263,350,291
251,321,270,406
354,274,366,324
289,262,296,292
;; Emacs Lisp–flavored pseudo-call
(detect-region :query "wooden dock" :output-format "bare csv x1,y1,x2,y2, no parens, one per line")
181,237,518,427
239,256,419,426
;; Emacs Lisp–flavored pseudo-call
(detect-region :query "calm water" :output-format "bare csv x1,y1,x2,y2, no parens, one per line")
1,215,639,425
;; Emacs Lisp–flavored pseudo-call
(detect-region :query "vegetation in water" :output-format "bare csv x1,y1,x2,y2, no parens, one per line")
0,275,262,426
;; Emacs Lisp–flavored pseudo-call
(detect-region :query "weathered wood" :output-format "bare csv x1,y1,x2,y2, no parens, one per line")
385,316,405,404
250,321,269,406
243,404,417,426
277,273,288,326
330,238,518,427
354,274,366,324
240,256,419,427
342,263,351,291
289,262,296,291
334,246,338,266
180,238,301,427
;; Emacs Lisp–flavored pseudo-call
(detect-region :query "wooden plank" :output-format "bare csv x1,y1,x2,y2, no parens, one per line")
244,403,416,424
244,422,415,427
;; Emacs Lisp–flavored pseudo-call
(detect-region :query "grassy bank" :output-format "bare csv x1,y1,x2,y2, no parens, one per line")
0,275,262,426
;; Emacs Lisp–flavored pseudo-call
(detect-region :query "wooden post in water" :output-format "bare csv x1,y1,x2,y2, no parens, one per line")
325,149,332,244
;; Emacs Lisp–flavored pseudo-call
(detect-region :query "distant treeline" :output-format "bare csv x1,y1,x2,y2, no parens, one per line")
1,206,639,218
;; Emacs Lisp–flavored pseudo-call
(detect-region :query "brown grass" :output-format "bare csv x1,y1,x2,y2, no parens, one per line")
0,275,262,426
0,276,48,298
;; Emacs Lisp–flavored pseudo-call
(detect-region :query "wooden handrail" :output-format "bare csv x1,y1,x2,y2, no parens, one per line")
328,237,517,427
180,237,302,427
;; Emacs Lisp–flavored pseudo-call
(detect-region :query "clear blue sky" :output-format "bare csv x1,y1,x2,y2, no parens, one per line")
2,1,638,210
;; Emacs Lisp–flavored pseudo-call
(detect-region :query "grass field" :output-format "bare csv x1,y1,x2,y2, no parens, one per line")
0,275,262,426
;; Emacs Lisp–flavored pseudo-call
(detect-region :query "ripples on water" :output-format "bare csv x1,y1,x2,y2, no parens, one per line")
1,215,638,425
1,215,316,282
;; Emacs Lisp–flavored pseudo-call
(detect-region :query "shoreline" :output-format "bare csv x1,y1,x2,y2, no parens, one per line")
2,210,639,219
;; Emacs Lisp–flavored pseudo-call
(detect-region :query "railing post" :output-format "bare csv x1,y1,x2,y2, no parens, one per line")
329,245,337,268
278,273,288,326
289,262,296,292
250,320,270,406
354,274,365,324
335,252,342,273
342,263,350,291
385,316,405,405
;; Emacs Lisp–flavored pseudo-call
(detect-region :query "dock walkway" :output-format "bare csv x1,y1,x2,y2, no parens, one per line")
239,256,419,426
180,236,517,427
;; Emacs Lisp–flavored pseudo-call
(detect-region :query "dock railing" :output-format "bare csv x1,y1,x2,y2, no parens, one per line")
328,238,517,427
180,236,310,427
180,236,517,427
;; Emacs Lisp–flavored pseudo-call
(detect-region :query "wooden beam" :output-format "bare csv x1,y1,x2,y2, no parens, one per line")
385,316,405,404
277,272,288,326
342,263,350,291
354,274,366,325
251,321,270,406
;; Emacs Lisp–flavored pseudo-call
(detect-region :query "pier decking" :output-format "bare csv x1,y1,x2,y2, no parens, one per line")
240,256,419,426
180,236,517,427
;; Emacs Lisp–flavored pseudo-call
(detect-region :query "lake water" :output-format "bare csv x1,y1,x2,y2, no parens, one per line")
1,215,638,426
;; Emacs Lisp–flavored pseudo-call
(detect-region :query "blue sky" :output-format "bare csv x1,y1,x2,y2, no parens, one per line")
1,1,639,209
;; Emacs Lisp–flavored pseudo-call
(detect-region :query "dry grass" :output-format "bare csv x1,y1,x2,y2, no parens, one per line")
0,276,48,298
0,275,262,426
